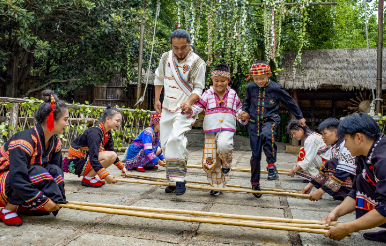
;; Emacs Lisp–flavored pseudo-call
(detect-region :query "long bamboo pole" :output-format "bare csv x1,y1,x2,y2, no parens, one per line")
58,203,329,234
121,173,302,194
66,201,333,227
115,179,309,198
186,165,289,174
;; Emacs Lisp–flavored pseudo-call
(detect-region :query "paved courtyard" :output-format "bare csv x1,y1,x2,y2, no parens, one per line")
0,132,383,246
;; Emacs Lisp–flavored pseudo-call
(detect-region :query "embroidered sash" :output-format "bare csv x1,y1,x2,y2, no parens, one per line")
167,50,207,97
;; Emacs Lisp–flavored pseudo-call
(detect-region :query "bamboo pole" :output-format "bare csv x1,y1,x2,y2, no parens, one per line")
122,173,302,194
115,178,309,198
58,203,329,234
67,201,333,227
186,165,289,174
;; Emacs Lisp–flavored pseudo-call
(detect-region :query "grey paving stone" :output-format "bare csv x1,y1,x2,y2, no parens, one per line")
67,233,177,246
0,224,74,246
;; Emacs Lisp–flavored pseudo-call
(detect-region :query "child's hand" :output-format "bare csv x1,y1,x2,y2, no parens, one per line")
157,159,166,167
181,101,193,115
105,175,117,184
43,198,60,211
238,111,249,121
298,118,306,127
121,167,129,177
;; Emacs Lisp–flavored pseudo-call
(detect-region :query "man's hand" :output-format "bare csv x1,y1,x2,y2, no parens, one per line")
43,198,60,211
310,188,325,201
105,175,117,184
322,212,339,226
154,101,162,114
180,101,193,115
157,159,166,167
237,111,250,121
325,223,351,241
301,183,314,194
298,118,306,127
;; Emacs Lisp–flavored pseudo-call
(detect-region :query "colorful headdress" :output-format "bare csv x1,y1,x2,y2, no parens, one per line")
150,113,161,126
211,70,231,80
46,95,56,132
245,63,272,81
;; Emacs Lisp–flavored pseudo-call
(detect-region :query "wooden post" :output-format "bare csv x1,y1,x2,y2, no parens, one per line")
136,18,145,109
290,89,300,146
376,0,384,114
8,102,19,138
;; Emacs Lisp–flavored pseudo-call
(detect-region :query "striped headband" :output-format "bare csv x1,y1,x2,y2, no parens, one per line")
211,70,231,80
150,113,161,126
245,63,272,81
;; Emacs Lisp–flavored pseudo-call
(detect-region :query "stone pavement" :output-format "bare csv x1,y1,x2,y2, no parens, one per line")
0,136,384,245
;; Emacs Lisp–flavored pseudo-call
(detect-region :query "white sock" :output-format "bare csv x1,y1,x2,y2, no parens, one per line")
1,209,18,219
84,176,98,183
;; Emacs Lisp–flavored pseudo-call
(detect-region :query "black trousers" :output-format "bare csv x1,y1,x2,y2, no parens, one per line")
6,164,67,206
249,121,277,183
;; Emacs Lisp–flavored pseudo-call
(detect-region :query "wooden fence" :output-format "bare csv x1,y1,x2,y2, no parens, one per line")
0,97,154,151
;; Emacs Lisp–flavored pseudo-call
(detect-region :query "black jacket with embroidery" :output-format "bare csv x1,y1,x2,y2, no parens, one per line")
242,81,303,128
0,124,64,208
70,124,122,178
347,136,386,222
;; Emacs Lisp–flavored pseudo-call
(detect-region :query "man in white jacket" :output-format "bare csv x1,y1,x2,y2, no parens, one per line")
154,29,206,195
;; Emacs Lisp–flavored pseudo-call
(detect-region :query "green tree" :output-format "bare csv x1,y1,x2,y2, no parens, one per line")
0,0,174,97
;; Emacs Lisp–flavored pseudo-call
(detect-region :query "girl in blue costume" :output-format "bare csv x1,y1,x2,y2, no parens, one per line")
123,113,165,172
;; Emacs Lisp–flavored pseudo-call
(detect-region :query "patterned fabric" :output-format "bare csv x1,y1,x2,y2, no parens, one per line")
30,172,54,185
202,134,217,171
202,132,234,188
69,124,121,178
211,70,231,79
150,113,161,127
166,158,187,182
311,139,355,198
188,87,247,133
8,139,34,156
154,49,206,112
245,63,272,81
356,192,377,211
296,132,329,177
54,174,64,185
96,168,109,179
295,170,313,180
0,171,8,207
0,124,64,208
114,161,124,170
123,126,164,170
346,136,386,223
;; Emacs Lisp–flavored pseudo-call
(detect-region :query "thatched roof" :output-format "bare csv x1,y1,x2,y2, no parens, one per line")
277,48,386,90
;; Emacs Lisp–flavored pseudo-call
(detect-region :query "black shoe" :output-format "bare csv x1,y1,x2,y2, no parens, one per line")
165,186,176,193
267,166,279,180
175,182,186,195
252,184,262,198
221,167,232,175
210,190,221,196
363,230,386,243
